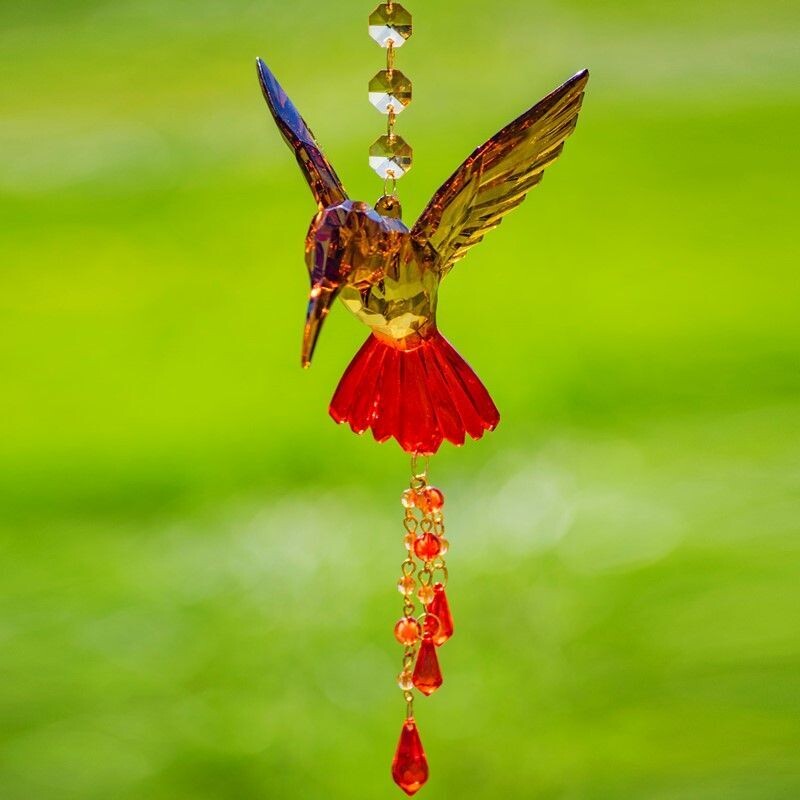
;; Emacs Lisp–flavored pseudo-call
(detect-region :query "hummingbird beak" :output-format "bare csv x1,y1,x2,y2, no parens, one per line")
302,283,339,368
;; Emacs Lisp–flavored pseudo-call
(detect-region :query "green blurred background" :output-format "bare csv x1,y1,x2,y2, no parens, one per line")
1,0,799,797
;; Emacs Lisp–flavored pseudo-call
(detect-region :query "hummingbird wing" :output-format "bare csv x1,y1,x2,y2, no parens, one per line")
410,69,588,277
256,58,347,209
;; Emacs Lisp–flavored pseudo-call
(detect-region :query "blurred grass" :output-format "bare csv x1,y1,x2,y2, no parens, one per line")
1,0,799,798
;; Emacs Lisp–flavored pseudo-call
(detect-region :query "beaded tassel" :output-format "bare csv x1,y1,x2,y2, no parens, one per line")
392,461,452,794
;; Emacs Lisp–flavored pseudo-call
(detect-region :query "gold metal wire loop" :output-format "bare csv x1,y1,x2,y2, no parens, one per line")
417,610,440,629
383,173,398,197
404,690,414,718
403,516,418,534
410,454,429,481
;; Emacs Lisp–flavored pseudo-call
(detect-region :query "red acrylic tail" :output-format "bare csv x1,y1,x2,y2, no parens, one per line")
329,330,500,455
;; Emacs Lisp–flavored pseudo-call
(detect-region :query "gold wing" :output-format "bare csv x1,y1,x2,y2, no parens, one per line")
256,58,347,210
411,69,589,276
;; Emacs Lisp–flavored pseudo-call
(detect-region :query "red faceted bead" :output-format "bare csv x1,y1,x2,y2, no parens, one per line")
394,616,421,646
412,636,443,696
416,486,444,513
391,718,429,796
413,533,441,562
426,583,453,646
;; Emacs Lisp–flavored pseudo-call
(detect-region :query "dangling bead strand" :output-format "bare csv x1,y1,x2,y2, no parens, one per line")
392,457,454,794
392,472,427,796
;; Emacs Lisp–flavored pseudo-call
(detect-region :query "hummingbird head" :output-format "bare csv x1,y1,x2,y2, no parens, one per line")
301,198,407,367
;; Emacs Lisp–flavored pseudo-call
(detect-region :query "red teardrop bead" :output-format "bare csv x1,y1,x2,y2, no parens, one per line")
391,718,429,796
426,583,454,646
412,635,443,696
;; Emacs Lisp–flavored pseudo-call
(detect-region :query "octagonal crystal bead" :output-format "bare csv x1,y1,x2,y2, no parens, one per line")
369,3,412,48
369,134,413,179
369,69,412,114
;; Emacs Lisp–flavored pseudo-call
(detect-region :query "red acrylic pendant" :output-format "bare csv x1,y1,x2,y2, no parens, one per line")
412,636,443,696
330,331,500,454
392,718,429,796
426,583,454,646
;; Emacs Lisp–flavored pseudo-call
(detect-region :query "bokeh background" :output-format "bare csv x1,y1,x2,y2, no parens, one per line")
2,0,799,797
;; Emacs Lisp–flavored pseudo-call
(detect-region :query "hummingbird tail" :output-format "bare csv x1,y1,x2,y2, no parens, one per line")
329,330,500,455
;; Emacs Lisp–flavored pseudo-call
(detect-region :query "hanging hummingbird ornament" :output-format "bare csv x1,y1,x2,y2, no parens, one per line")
256,3,588,794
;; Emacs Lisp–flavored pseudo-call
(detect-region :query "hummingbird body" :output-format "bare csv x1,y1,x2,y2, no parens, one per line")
257,58,589,454
306,199,439,348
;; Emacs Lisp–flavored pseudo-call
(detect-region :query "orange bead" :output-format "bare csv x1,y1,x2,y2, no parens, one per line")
403,532,416,551
397,670,414,691
394,616,421,646
401,488,417,509
438,537,449,555
397,575,415,595
417,584,434,604
413,533,441,562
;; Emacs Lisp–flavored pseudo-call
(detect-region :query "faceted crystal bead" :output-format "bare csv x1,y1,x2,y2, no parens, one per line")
391,718,428,796
369,135,412,179
369,69,412,115
394,616,421,645
412,635,443,696
398,669,414,691
369,3,412,48
413,532,441,562
417,584,435,605
375,193,403,219
426,583,454,646
401,488,416,509
397,574,415,595
416,486,444,513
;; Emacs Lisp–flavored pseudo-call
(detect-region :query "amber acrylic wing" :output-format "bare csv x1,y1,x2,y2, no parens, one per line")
411,69,589,276
256,58,347,209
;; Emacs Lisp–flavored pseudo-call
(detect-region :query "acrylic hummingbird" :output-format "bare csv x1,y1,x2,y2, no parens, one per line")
256,58,589,455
